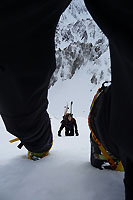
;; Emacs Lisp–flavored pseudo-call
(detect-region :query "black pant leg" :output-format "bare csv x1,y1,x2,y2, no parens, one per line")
69,128,74,136
84,0,133,160
65,128,69,136
124,159,133,200
0,0,72,152
84,1,133,198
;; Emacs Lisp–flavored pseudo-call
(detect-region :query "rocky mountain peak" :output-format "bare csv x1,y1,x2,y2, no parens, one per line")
50,0,111,87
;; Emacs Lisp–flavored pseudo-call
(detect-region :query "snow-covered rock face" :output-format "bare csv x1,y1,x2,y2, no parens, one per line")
50,0,111,87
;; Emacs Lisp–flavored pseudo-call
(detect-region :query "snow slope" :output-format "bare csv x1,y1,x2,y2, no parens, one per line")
48,49,111,118
0,59,124,200
0,116,124,200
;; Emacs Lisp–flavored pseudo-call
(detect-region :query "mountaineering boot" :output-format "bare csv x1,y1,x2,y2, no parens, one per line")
9,137,53,161
29,151,49,161
90,133,120,170
90,134,105,169
28,142,53,161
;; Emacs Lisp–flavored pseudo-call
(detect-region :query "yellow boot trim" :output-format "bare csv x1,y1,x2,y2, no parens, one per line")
9,137,20,143
115,161,124,172
28,151,31,160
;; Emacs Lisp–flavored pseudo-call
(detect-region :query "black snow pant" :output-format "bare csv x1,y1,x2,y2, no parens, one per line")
0,0,72,152
84,1,133,199
65,128,74,136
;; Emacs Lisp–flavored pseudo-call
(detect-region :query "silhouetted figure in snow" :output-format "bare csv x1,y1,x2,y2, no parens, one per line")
58,114,79,137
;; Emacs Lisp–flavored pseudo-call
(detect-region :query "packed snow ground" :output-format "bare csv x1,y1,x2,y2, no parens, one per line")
0,59,125,200
0,117,124,200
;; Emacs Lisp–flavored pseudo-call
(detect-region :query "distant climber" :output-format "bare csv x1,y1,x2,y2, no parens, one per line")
58,113,79,137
